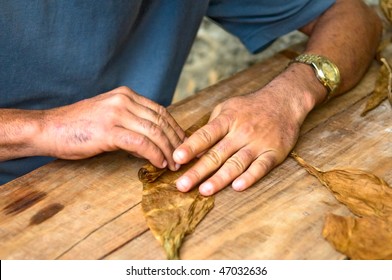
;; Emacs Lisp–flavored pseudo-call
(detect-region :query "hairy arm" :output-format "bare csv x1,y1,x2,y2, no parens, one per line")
294,0,382,102
173,0,382,196
0,109,44,160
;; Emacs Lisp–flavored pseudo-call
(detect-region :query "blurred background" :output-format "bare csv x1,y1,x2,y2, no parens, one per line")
173,0,379,103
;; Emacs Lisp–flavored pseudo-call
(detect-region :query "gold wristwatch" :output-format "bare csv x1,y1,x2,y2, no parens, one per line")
290,53,341,101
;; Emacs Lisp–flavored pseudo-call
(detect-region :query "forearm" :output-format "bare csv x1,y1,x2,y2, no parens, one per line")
0,109,44,161
298,0,382,103
262,0,382,126
252,0,382,133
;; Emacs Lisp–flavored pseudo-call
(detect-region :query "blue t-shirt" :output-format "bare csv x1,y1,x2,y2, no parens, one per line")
0,0,334,185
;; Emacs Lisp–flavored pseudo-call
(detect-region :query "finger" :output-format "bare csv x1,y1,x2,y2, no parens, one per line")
195,113,219,159
111,87,185,150
173,116,230,165
198,148,255,196
119,112,180,171
111,126,167,169
176,136,237,192
129,90,186,142
127,101,184,150
232,151,278,192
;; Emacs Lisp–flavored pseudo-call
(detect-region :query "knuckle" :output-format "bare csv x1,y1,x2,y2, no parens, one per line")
214,140,230,154
222,148,254,175
203,149,223,167
226,157,246,173
255,155,276,174
245,170,258,183
156,104,168,117
214,168,234,183
241,148,254,162
209,116,226,131
115,133,132,147
114,86,136,98
140,119,163,136
138,118,152,130
131,134,149,147
154,113,170,129
239,123,255,138
109,93,129,107
266,152,280,166
221,112,235,124
219,98,241,111
117,86,132,93
196,128,213,145
151,125,164,138
186,168,202,181
256,159,270,173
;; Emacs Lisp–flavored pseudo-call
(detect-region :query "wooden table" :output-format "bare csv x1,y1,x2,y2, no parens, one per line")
1,44,391,260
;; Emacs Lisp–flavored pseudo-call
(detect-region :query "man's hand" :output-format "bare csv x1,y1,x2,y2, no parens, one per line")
173,74,314,196
36,86,185,170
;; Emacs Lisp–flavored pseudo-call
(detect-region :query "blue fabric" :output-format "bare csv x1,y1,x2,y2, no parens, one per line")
0,0,335,185
207,0,335,53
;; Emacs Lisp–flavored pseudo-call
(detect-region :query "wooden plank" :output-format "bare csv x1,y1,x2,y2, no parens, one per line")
0,44,390,259
0,154,146,259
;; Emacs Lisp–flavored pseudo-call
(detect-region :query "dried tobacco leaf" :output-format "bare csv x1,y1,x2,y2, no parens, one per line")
375,38,391,62
381,0,392,23
323,214,392,260
291,152,392,218
361,58,391,116
139,113,214,260
386,57,392,107
291,152,392,259
139,162,214,260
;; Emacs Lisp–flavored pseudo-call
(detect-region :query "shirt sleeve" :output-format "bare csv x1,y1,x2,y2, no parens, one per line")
206,0,336,53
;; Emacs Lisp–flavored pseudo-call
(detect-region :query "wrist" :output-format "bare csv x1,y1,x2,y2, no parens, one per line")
0,109,45,160
261,63,328,125
283,62,328,109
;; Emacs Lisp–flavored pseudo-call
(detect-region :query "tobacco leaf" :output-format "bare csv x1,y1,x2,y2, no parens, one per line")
291,152,392,218
381,0,392,23
139,113,214,260
387,58,392,107
323,214,392,260
376,38,391,62
361,58,391,116
291,152,392,259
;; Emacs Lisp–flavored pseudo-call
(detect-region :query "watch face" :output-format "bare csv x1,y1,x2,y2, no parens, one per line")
294,54,341,95
321,61,339,83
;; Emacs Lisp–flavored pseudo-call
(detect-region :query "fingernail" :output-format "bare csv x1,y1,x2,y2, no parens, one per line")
232,179,245,191
200,182,214,196
168,163,181,171
161,160,167,168
173,149,186,162
176,176,191,192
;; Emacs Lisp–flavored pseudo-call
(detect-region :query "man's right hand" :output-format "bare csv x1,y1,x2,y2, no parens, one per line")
0,86,185,171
